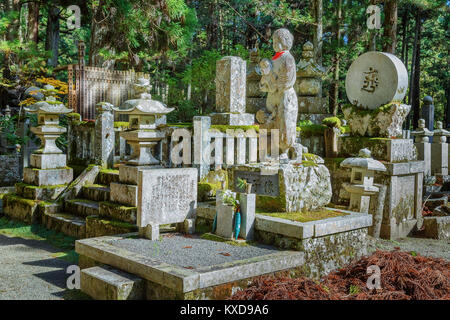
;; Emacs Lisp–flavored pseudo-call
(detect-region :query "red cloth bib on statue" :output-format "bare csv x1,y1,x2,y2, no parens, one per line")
272,51,285,60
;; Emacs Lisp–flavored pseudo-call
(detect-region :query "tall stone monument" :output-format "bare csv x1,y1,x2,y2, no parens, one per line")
296,41,330,124
212,56,254,125
232,29,332,213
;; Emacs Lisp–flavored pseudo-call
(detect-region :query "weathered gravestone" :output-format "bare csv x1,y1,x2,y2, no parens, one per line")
213,56,254,125
137,168,197,240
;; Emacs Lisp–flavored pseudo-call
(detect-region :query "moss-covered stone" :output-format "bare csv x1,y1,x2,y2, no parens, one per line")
99,201,137,224
2,193,39,224
210,124,259,133
256,209,349,223
85,216,137,238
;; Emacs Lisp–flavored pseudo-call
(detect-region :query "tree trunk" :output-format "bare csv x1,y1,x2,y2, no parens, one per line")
411,12,423,129
312,0,323,64
27,2,39,44
383,0,398,53
368,0,378,51
5,0,20,41
329,0,342,116
45,6,60,67
400,8,408,65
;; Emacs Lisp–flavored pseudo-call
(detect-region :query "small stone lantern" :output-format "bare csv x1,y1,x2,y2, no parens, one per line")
113,78,174,166
25,95,73,169
433,121,449,143
340,148,386,213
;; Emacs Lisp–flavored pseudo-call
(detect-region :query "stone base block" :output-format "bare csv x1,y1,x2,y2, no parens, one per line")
81,185,110,202
41,212,86,238
342,103,410,138
30,153,66,169
422,216,450,240
23,167,73,186
65,199,99,217
232,162,332,213
81,266,145,300
340,137,417,162
110,183,138,207
119,165,154,185
2,194,38,224
176,218,196,234
15,182,67,201
380,219,417,240
216,205,235,239
85,216,137,238
210,113,255,126
99,201,137,224
139,223,159,241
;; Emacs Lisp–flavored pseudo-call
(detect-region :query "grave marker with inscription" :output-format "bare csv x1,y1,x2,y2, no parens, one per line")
137,168,197,229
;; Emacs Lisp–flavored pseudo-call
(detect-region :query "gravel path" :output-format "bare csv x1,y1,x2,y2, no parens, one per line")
0,234,74,300
108,233,279,269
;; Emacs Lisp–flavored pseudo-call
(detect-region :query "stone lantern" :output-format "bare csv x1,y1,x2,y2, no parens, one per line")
24,95,73,170
340,149,386,213
113,78,174,166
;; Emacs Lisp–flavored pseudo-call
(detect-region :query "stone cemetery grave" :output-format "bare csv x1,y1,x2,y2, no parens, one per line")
1,26,448,300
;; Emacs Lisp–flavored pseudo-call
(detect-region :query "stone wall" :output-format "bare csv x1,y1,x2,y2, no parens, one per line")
0,153,20,186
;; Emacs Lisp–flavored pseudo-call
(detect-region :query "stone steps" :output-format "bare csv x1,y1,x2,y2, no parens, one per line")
96,170,120,186
81,266,145,300
41,212,86,239
65,199,100,217
81,184,110,202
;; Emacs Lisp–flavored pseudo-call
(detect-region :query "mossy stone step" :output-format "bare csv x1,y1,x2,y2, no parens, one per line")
2,193,39,224
15,182,67,201
81,266,145,300
65,199,100,217
81,184,110,202
96,170,120,186
85,215,137,238
99,201,137,224
41,212,86,239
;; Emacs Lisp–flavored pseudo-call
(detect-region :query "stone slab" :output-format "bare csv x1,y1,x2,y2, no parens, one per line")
75,234,303,293
2,194,38,224
110,183,138,207
23,167,73,186
210,113,255,126
137,168,197,227
85,216,137,238
30,153,67,169
384,161,425,176
99,201,137,224
312,209,372,237
254,215,315,239
81,266,145,300
41,212,86,239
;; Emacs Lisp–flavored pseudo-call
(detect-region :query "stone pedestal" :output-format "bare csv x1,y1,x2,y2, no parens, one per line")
216,204,235,240
214,56,254,126
231,162,332,213
94,103,115,168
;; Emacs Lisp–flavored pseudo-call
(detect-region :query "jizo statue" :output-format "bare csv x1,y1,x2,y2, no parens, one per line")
257,28,299,163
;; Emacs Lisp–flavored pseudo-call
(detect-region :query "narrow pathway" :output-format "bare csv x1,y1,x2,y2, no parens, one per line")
0,233,79,300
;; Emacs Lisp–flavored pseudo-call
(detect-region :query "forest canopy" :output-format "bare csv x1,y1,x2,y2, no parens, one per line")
0,0,448,127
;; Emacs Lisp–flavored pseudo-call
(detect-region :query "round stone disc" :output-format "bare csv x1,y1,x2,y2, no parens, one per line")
345,52,408,110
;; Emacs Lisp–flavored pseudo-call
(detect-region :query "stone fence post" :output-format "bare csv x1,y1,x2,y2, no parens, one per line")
431,121,449,176
94,102,115,168
193,116,211,180
411,118,433,176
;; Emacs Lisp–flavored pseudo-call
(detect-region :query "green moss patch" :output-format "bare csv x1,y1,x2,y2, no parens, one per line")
114,121,129,128
200,232,253,247
257,208,349,223
297,124,327,138
210,125,259,133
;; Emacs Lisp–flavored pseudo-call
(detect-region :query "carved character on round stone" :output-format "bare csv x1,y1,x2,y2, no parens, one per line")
256,28,299,163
